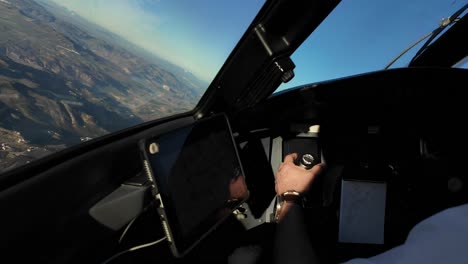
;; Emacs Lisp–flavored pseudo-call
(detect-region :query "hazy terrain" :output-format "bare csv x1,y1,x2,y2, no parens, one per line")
0,0,207,173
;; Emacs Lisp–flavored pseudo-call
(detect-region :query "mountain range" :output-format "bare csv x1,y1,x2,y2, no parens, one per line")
0,0,208,173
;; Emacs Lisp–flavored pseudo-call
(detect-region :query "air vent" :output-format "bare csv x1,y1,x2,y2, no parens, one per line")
236,56,295,110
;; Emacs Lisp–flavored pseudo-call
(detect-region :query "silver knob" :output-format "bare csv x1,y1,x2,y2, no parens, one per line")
300,154,315,169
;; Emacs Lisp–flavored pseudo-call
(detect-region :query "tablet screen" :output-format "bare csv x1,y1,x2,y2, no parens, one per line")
142,114,248,256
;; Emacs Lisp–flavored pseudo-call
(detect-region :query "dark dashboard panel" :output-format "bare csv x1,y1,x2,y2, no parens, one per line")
233,67,468,262
235,68,468,208
0,115,196,263
234,68,468,135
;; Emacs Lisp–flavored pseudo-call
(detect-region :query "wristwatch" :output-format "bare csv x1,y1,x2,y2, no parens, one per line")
274,191,303,222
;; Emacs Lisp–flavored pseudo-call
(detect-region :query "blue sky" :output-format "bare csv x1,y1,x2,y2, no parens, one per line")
50,0,465,88
279,0,467,91
50,0,264,82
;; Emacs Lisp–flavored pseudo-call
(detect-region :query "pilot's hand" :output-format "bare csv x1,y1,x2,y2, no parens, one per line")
275,153,325,195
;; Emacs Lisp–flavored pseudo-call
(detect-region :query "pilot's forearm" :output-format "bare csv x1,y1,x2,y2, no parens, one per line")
273,203,319,264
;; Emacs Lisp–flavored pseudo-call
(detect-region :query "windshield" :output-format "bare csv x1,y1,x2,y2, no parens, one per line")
276,0,467,92
0,0,263,174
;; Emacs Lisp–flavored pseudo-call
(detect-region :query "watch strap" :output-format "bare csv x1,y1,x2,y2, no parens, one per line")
274,191,303,222
281,191,303,204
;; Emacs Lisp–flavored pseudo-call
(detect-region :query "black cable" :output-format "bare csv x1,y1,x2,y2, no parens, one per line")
409,3,468,65
385,3,468,69
101,236,167,264
118,217,138,244
118,200,156,244
384,30,433,69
